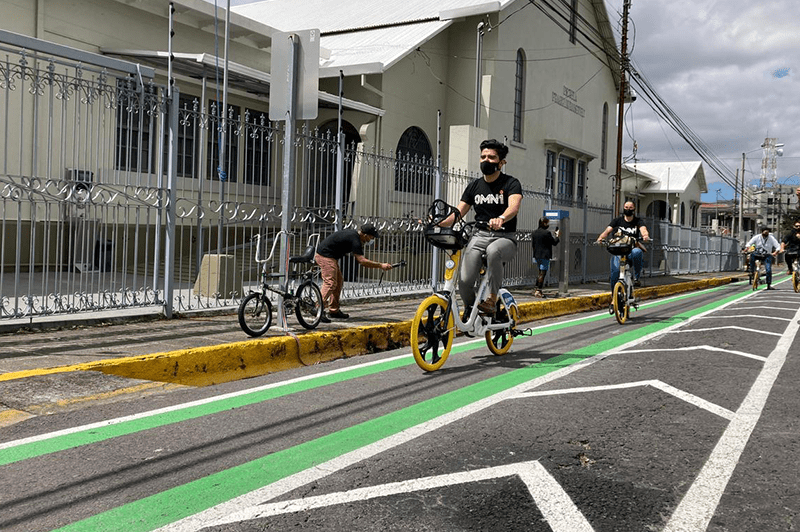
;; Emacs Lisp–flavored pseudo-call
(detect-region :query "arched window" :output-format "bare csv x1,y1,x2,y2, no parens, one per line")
395,126,433,195
513,49,526,143
601,103,609,170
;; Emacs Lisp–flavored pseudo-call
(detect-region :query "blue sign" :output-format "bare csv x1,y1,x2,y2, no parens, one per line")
543,209,569,220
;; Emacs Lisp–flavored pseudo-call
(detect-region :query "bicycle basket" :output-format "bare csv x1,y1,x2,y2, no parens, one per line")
606,233,634,256
424,225,467,250
423,199,467,251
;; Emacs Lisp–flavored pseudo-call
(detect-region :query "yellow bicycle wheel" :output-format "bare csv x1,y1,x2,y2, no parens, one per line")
612,281,629,324
411,294,455,372
793,271,799,293
485,300,519,356
752,267,760,291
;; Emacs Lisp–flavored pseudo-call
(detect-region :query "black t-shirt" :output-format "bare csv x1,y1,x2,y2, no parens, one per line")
783,230,800,254
316,229,364,260
460,173,523,233
531,228,559,260
608,215,644,241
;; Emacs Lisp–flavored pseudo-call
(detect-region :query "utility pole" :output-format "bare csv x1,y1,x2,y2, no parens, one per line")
614,0,631,214
739,153,745,240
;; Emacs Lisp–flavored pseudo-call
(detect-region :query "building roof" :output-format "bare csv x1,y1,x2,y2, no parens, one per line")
622,161,708,194
234,0,618,79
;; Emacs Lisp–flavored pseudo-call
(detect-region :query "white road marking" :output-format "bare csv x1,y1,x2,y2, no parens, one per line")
0,353,413,451
621,346,767,362
512,380,735,420
213,461,594,532
663,305,800,531
695,314,792,322
730,305,798,311
664,326,783,337
158,288,757,532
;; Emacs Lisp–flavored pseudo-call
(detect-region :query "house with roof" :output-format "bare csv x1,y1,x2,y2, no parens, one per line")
620,161,708,228
233,0,624,222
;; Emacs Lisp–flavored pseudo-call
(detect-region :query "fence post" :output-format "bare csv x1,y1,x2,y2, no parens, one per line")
164,87,179,318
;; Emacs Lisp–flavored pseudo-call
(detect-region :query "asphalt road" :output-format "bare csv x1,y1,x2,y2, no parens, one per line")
1,278,798,531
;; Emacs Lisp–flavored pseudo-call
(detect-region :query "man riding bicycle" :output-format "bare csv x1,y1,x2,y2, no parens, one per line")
436,139,522,315
745,227,780,290
780,219,800,275
596,200,651,287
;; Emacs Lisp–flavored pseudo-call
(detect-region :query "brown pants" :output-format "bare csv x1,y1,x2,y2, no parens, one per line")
315,253,343,312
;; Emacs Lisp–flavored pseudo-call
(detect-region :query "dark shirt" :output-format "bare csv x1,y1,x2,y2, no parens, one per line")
460,173,523,233
531,228,559,261
783,230,800,255
608,215,644,241
316,229,364,260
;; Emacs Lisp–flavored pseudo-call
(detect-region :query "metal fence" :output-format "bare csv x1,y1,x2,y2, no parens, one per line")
0,34,743,326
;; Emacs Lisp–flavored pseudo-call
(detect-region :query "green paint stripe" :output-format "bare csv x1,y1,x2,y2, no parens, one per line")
0,282,737,467
0,357,412,466
55,286,750,532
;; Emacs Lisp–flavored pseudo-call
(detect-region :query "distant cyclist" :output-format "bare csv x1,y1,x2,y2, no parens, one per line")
596,200,651,287
780,219,800,276
745,227,780,290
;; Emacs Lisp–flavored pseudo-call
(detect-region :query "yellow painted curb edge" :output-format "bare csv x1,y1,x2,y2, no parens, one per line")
2,277,737,387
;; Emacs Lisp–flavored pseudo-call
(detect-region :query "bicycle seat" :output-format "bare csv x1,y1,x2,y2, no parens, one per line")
290,245,316,264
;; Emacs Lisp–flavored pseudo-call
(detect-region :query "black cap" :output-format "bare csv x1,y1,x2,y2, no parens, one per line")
361,223,381,238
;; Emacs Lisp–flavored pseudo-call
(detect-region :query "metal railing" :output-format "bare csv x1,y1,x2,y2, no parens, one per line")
0,34,743,326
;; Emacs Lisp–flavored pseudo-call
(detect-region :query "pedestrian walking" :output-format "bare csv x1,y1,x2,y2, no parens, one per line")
531,217,559,297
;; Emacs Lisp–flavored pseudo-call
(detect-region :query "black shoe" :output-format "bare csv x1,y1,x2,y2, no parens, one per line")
328,310,350,319
766,285,775,290
633,278,641,287
319,313,331,323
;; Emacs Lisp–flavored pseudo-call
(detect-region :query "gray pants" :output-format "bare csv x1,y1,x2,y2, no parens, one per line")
458,231,517,308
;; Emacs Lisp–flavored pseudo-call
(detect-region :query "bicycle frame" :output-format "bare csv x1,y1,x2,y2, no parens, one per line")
253,231,321,329
436,247,517,337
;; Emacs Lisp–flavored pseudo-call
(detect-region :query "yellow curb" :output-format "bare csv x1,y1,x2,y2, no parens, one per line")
0,409,35,428
0,277,737,387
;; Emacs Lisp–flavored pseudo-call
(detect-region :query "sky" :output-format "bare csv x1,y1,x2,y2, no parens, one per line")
603,0,800,203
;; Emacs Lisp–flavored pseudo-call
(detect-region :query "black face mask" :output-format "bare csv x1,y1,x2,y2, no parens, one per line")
623,209,635,217
480,161,499,175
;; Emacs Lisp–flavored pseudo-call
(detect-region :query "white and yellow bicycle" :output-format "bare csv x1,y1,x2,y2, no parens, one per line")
410,200,521,372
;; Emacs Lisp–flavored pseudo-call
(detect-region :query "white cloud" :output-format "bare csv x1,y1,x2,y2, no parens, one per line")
605,0,800,196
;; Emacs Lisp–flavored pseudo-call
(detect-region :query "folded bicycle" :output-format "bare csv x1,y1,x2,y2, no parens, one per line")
237,232,323,336
410,200,521,372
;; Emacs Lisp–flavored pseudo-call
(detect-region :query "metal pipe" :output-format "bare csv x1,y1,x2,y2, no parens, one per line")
473,21,485,128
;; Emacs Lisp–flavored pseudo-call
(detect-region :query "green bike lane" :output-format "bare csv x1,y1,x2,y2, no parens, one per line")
0,283,755,531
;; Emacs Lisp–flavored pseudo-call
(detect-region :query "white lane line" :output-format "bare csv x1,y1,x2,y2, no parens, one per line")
621,346,766,362
512,380,735,420
731,305,798,311
214,461,594,532
663,326,783,337
663,305,800,531
695,315,792,322
0,353,412,450
158,288,756,532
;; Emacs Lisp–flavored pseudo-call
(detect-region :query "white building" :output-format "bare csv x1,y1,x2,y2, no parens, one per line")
620,161,708,227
